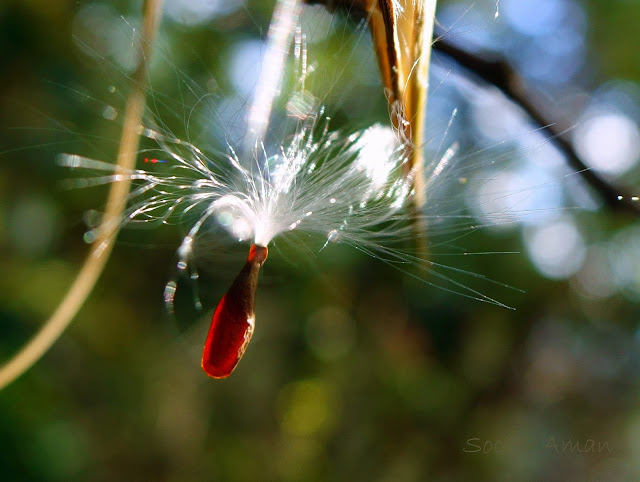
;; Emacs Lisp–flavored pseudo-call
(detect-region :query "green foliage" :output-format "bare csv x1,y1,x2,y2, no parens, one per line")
1,0,639,480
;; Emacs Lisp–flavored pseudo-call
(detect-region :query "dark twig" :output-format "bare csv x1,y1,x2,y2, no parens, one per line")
309,0,639,215
431,28,640,215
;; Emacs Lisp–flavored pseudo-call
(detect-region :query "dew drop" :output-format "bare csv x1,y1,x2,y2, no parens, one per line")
102,105,117,120
206,77,218,92
163,281,177,311
177,236,193,259
177,261,187,270
83,209,102,228
327,229,339,243
83,231,96,244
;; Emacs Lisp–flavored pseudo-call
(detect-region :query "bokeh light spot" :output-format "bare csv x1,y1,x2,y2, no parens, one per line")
524,217,585,279
305,306,356,361
228,40,265,98
164,0,242,26
278,379,338,436
573,113,640,176
8,196,60,257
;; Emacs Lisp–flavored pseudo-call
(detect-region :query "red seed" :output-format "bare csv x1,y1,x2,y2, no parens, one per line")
201,244,268,378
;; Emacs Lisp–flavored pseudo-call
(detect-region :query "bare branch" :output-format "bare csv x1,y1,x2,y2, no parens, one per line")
309,0,640,215
431,29,640,215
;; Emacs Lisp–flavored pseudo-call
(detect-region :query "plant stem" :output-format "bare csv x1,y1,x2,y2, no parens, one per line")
0,0,164,390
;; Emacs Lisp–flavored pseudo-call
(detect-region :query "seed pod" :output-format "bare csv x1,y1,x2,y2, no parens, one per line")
201,244,268,378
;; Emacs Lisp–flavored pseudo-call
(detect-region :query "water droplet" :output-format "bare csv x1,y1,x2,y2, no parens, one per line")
177,261,187,270
163,281,177,310
206,77,218,92
83,209,102,228
327,229,339,243
102,105,117,120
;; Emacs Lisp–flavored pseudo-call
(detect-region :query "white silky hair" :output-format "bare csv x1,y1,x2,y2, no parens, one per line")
59,5,539,311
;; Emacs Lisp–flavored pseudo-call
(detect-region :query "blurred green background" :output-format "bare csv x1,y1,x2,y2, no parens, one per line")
1,0,640,480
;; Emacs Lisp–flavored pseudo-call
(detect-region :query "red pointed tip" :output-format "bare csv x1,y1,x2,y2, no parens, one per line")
248,244,268,266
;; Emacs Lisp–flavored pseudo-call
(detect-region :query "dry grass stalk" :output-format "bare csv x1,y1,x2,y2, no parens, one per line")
0,0,164,390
